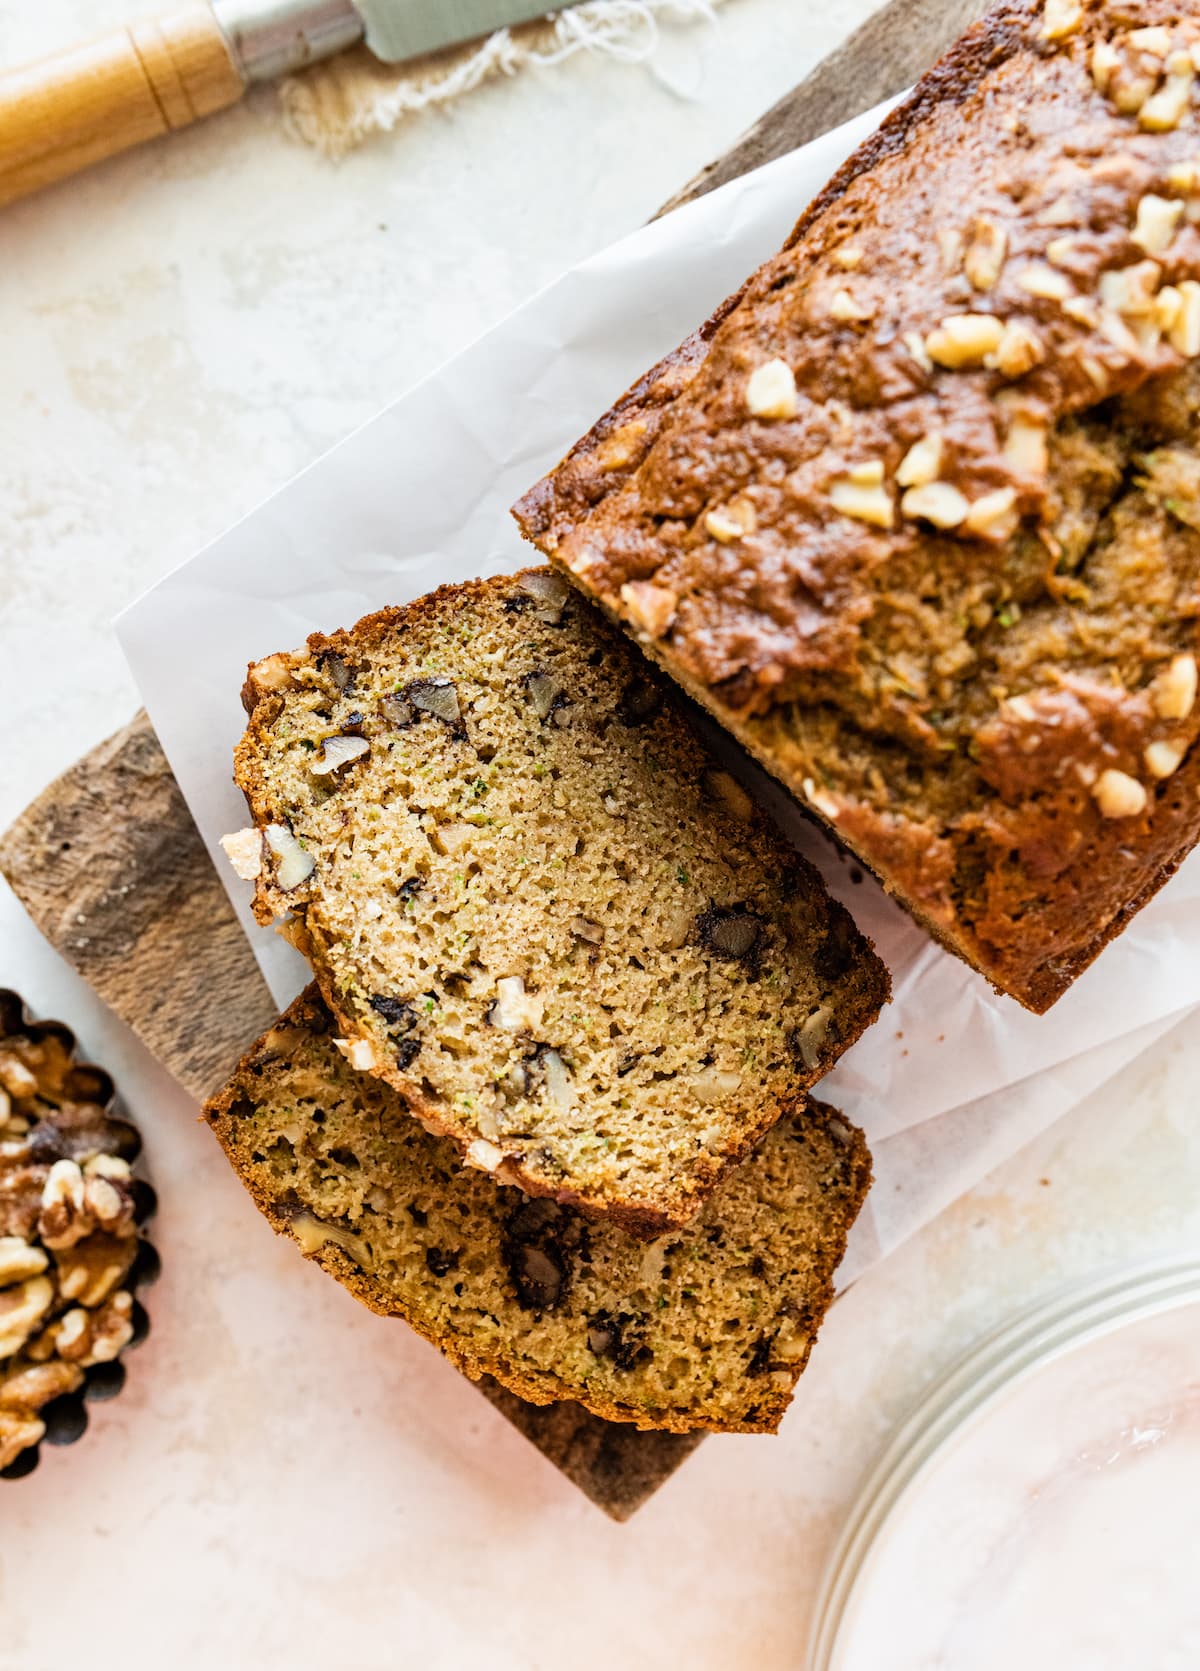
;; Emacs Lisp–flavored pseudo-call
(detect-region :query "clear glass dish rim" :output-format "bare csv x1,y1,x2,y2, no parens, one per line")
808,1253,1200,1671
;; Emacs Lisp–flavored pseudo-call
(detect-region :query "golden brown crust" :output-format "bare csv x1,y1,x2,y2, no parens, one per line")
204,986,872,1435
513,0,1200,1012
231,571,889,1233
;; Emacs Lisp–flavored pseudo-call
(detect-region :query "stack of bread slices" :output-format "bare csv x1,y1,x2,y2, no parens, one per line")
211,571,889,1433
210,0,1200,1433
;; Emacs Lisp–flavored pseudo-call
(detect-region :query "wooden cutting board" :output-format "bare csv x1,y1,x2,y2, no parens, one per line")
0,0,988,1520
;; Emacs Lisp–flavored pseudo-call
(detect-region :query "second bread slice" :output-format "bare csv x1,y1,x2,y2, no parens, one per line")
206,987,872,1435
227,572,888,1235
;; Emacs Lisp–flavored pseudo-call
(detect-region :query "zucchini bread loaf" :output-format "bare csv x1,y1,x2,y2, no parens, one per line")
226,572,887,1237
205,988,871,1434
514,0,1200,1013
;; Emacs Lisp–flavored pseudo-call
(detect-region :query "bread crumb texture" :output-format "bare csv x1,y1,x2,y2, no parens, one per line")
231,573,887,1235
513,0,1200,1013
205,990,871,1433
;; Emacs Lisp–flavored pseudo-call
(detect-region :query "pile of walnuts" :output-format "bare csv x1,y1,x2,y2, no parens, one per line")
0,1014,145,1473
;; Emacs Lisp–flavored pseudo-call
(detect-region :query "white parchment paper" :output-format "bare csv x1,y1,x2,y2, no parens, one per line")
117,100,1200,1261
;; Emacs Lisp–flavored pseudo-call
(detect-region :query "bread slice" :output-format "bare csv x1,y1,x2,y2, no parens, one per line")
512,0,1200,1014
227,572,888,1237
205,988,871,1434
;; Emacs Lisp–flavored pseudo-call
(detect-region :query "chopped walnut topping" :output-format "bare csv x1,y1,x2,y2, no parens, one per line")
988,320,1046,378
1099,260,1161,320
1093,768,1148,818
1046,236,1076,267
1112,67,1158,115
1145,739,1187,779
925,313,1005,368
964,488,1020,542
830,468,894,529
1091,38,1121,92
1080,354,1110,391
896,433,944,487
1040,0,1082,42
937,228,964,271
1139,70,1193,131
1016,263,1073,301
1153,654,1198,720
1039,194,1078,228
833,245,864,270
1132,193,1184,257
830,287,873,323
704,497,757,544
745,359,798,419
1168,281,1200,356
595,419,648,471
1165,159,1200,194
1003,414,1050,474
964,219,1007,291
1156,285,1184,334
1097,309,1146,358
1062,295,1100,328
1128,25,1173,58
620,580,678,640
704,511,743,544
900,482,969,529
903,331,934,373
1136,60,1196,130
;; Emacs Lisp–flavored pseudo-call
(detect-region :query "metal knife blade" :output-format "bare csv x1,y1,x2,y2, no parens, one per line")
214,0,572,83
358,0,566,63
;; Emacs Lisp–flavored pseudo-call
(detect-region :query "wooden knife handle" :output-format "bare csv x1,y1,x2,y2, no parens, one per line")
0,7,246,209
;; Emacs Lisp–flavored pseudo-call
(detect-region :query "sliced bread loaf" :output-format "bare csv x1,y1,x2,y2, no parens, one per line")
227,572,887,1236
205,988,871,1434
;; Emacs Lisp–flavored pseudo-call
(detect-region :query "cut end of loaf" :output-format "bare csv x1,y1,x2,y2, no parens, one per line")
227,570,887,1233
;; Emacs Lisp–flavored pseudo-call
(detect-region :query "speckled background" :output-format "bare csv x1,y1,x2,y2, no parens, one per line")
1,3,1198,1667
